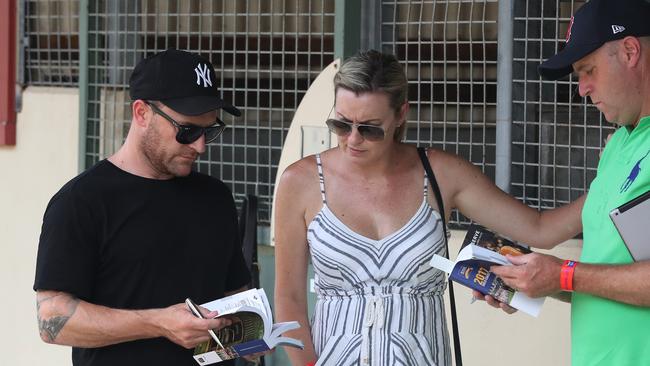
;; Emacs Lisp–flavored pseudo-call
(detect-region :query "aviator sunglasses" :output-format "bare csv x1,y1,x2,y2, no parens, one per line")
145,101,226,144
325,118,386,142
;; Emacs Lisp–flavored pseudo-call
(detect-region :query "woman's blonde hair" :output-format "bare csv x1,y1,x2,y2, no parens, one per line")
333,50,408,141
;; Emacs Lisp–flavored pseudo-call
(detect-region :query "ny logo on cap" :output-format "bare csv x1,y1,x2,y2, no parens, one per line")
565,16,574,43
611,25,626,34
194,63,212,87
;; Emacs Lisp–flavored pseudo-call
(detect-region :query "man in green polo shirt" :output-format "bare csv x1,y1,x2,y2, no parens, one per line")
490,0,650,365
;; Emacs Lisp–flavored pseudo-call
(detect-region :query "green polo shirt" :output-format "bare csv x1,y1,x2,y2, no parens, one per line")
574,116,650,365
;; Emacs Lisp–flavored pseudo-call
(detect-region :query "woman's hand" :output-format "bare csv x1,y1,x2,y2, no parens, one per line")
471,290,517,314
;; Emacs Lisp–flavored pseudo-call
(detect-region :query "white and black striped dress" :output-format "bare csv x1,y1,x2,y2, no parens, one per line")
308,154,451,366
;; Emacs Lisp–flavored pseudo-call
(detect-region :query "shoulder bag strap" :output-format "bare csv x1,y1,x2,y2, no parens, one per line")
240,195,260,290
417,147,463,366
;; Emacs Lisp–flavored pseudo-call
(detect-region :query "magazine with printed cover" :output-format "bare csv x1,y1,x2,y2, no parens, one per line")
429,224,545,317
188,288,304,365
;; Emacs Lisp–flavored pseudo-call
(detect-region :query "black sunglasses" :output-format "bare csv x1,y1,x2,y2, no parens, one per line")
146,102,226,144
325,118,386,142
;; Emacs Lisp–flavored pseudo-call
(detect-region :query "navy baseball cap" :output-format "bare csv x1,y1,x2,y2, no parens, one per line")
539,0,650,80
129,49,241,117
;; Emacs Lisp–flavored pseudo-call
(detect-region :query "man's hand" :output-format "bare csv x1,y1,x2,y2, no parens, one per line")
156,303,231,349
471,290,517,314
491,253,564,298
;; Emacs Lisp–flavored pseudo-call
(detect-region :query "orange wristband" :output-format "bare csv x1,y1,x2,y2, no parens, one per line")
560,260,578,291
306,362,316,366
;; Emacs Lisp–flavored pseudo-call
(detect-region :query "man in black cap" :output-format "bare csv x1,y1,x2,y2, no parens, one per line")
489,0,650,364
33,49,251,366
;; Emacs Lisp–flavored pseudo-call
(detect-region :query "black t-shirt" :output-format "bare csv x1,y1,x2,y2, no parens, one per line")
34,160,250,366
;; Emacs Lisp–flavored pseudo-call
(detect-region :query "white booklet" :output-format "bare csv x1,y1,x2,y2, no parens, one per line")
429,224,545,317
188,288,304,365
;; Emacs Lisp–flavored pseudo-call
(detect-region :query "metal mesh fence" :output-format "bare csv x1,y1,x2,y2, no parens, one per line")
84,0,335,223
23,0,79,86
381,0,499,225
22,0,614,226
511,0,614,209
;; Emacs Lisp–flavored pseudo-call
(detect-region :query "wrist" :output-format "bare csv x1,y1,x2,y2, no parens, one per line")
560,260,578,292
137,308,166,338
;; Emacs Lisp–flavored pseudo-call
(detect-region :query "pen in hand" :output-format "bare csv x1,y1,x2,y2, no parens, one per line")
185,298,225,349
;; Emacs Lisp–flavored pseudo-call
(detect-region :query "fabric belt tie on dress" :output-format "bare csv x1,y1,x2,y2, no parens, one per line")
361,296,385,365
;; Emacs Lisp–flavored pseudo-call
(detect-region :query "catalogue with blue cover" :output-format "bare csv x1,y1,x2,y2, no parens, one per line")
189,288,304,365
429,224,545,317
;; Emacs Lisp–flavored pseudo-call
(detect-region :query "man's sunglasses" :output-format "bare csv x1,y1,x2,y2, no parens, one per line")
325,118,386,142
146,101,226,144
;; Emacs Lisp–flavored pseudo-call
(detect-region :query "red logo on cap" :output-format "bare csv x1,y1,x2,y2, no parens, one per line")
565,16,574,43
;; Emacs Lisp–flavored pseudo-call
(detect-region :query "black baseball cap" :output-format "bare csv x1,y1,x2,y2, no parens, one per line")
539,0,650,80
129,49,241,117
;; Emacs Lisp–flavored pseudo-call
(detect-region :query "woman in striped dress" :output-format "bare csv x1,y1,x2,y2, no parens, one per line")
274,50,583,366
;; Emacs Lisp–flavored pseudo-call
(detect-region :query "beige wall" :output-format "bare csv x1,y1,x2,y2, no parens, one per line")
0,87,79,365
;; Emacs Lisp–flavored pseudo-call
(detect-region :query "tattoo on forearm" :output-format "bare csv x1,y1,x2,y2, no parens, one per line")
37,293,80,342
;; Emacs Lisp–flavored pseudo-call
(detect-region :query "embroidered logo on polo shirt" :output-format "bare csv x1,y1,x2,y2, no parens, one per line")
621,150,650,193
